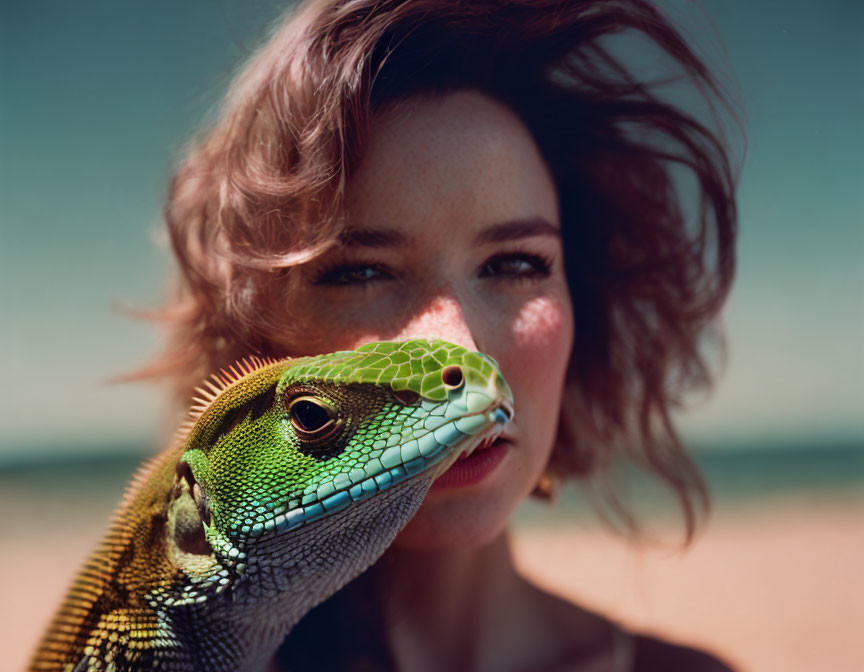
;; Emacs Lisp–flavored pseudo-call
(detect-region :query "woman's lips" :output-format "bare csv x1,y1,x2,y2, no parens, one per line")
431,438,509,490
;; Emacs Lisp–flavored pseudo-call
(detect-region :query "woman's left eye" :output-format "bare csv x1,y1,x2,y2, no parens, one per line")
479,253,552,279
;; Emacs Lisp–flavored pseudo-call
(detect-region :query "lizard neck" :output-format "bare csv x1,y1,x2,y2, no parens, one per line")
160,600,301,672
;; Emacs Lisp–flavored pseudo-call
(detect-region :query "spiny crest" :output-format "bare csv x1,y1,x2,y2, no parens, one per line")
113,450,178,525
175,355,284,446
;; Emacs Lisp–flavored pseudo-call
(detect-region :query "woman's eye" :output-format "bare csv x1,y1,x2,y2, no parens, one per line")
479,253,552,279
314,263,390,286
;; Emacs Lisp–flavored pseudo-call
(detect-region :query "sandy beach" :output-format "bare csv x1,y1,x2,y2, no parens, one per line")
4,489,863,671
512,492,864,672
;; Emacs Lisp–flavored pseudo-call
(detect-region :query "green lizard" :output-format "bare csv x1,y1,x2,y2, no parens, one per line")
29,339,513,672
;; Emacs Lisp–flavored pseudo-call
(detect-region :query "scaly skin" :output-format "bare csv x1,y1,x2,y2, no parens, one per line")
29,339,513,672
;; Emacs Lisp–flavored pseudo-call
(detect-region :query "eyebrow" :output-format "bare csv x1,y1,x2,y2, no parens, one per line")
339,217,560,249
472,217,561,245
338,227,411,248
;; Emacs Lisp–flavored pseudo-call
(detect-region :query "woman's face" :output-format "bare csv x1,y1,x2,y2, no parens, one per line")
290,91,573,549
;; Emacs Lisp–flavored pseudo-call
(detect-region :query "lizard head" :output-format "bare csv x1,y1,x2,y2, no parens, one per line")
163,339,513,620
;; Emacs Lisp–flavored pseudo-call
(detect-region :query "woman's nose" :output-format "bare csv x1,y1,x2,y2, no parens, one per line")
395,294,480,353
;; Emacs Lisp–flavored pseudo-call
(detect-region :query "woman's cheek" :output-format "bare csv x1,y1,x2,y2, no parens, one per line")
507,295,574,370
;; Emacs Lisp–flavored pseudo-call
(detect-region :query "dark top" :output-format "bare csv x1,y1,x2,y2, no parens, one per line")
631,634,737,672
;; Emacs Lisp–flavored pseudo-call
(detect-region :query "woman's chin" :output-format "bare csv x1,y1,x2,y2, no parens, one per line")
391,447,519,551
391,505,510,551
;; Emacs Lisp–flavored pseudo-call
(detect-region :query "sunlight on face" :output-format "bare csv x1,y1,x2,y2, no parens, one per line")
290,91,574,549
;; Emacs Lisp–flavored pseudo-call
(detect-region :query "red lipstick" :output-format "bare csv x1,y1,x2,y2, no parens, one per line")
432,438,508,489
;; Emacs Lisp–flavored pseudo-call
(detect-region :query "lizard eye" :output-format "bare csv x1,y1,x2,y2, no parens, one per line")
288,396,338,438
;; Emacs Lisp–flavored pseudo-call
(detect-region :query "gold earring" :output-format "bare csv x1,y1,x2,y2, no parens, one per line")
531,471,561,502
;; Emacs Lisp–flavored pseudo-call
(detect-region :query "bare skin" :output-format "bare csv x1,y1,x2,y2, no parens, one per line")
375,537,615,672
270,91,730,671
266,90,616,671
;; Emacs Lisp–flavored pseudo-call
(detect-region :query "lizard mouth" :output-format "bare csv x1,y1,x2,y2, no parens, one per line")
428,397,512,476
458,433,500,459
461,397,513,459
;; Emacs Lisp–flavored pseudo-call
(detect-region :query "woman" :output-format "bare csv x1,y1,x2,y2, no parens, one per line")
151,0,738,669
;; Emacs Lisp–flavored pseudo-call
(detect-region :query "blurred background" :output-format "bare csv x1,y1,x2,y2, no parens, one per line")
1,1,862,670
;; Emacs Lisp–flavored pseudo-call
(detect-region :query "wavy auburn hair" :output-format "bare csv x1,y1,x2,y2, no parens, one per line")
149,0,738,536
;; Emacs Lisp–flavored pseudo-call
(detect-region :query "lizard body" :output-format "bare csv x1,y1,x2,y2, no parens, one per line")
29,339,513,672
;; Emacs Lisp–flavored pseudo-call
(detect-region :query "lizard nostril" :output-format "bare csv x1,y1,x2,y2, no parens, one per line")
495,400,514,424
441,365,464,390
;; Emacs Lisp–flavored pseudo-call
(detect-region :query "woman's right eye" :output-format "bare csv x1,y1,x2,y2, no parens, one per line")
314,263,392,286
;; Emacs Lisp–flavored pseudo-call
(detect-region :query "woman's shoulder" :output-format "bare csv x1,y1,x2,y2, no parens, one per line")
627,631,737,672
524,583,736,672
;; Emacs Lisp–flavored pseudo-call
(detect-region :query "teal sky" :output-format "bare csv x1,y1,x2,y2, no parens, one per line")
1,1,862,462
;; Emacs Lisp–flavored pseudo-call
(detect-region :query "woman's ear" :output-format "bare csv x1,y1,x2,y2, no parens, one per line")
530,382,592,502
